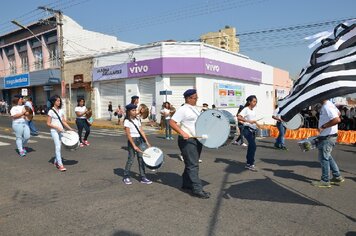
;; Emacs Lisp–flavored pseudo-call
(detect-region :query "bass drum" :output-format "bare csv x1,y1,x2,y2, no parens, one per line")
282,113,304,130
142,147,164,169
195,110,237,148
61,131,80,150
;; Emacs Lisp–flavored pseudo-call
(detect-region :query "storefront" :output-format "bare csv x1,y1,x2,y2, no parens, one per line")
92,42,291,124
0,69,61,110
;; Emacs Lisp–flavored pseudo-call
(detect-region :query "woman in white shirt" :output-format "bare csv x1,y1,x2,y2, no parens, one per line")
237,95,261,172
75,98,91,147
161,102,173,140
10,95,31,157
47,95,74,172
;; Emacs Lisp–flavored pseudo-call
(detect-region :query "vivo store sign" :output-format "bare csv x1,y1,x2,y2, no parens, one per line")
4,73,30,89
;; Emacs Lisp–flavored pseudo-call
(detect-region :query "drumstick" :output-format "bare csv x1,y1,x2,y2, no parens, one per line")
190,134,208,139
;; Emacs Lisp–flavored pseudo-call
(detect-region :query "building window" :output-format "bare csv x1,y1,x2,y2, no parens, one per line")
33,47,43,70
8,55,16,75
48,44,59,67
20,52,29,72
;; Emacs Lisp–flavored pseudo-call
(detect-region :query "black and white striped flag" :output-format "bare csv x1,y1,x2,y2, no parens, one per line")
278,19,356,122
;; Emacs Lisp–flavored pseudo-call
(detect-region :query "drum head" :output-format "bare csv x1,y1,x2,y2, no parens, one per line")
282,113,303,130
195,110,232,148
142,147,164,169
61,131,79,148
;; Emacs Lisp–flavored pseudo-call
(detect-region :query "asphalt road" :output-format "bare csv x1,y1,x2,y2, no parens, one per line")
0,116,355,236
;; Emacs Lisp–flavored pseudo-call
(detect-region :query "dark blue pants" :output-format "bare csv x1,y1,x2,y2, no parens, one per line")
178,136,203,192
76,118,90,143
27,120,38,135
275,121,286,147
243,127,257,165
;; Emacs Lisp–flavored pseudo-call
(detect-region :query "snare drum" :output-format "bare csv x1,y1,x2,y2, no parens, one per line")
142,147,164,169
195,110,237,148
61,130,80,150
298,136,318,152
282,113,304,130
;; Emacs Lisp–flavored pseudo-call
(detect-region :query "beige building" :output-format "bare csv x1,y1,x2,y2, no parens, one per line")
200,26,239,52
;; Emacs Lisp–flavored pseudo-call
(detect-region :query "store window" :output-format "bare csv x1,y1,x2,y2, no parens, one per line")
33,47,43,70
20,52,29,72
48,44,59,67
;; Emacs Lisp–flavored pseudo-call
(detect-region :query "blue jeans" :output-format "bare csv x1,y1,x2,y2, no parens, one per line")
243,127,257,165
275,121,286,147
317,136,341,182
165,119,172,138
27,120,38,135
51,130,63,166
12,122,30,152
76,118,90,143
124,138,147,178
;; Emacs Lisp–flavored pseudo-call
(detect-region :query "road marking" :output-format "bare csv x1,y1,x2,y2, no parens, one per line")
0,134,37,143
0,141,10,146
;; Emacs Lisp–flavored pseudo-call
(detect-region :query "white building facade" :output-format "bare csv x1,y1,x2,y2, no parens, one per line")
93,42,290,125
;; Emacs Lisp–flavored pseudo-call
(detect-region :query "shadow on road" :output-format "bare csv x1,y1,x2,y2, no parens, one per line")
262,168,318,183
48,157,78,165
223,177,321,205
261,158,320,168
112,230,141,236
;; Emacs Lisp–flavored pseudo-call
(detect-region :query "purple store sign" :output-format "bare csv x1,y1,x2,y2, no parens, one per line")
97,57,262,83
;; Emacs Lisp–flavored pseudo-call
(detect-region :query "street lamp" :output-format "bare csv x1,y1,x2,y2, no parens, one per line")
11,20,46,48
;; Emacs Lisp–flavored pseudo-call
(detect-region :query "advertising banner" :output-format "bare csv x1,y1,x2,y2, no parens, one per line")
93,63,127,81
214,83,245,107
4,73,30,89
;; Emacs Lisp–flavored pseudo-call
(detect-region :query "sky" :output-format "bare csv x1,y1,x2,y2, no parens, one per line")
1,0,355,78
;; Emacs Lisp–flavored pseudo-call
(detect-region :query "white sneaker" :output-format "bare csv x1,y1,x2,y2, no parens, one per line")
179,155,184,161
241,143,248,147
199,159,202,163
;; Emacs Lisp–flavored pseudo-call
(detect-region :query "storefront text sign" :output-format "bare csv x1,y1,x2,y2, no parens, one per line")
93,64,127,81
4,74,30,89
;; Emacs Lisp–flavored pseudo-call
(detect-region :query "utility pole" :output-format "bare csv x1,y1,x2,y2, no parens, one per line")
38,6,69,118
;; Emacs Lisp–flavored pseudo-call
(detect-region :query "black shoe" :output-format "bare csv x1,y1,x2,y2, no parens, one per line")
192,190,210,199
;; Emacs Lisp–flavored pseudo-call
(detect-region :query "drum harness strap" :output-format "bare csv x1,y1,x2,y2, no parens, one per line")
51,108,66,131
128,119,146,143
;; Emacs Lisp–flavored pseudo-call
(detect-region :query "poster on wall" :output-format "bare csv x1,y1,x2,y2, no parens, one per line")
214,83,245,107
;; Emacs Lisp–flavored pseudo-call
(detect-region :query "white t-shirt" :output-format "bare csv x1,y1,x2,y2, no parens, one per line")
171,104,200,136
10,105,26,123
48,108,65,132
319,100,339,136
161,108,171,120
75,106,87,119
124,118,141,138
273,107,281,119
239,107,257,129
150,106,156,115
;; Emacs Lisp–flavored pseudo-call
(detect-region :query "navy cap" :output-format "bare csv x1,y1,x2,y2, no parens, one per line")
131,95,139,100
125,104,137,111
14,94,24,98
183,89,197,98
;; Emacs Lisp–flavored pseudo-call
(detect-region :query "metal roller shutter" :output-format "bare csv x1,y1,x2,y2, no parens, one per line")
99,81,125,118
169,77,195,108
138,78,155,106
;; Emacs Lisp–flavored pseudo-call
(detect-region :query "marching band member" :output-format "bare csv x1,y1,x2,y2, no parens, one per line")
312,99,344,187
10,94,30,157
237,95,261,172
47,95,74,172
75,98,91,147
170,89,211,199
122,104,152,185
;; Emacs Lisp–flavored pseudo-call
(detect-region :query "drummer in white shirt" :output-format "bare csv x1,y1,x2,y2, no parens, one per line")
170,89,210,199
47,95,74,172
237,95,261,172
75,98,91,147
10,94,31,158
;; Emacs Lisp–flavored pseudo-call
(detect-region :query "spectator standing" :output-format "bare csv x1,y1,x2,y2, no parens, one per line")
108,101,113,121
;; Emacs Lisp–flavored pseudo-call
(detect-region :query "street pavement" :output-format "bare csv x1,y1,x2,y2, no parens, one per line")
0,116,355,236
